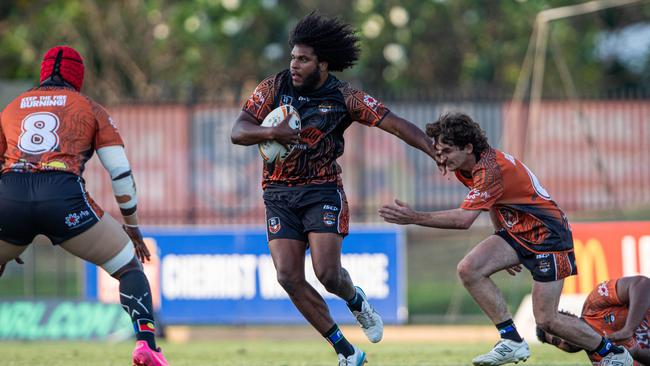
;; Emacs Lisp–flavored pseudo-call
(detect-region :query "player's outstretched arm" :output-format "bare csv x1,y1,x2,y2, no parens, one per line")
609,275,650,342
377,112,435,159
96,145,150,263
231,111,301,146
378,199,481,229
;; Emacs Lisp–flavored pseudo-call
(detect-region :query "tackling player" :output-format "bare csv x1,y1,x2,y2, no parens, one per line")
378,112,633,366
231,12,436,366
537,275,650,365
0,46,169,366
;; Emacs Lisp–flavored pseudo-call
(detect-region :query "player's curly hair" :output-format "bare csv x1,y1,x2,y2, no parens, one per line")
289,11,360,72
425,112,489,161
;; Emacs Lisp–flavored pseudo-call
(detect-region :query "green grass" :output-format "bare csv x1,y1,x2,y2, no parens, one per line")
0,340,590,366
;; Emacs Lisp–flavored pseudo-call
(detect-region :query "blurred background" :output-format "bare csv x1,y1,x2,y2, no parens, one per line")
1,0,649,342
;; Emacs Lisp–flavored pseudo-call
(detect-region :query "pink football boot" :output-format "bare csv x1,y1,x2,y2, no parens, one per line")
132,340,169,366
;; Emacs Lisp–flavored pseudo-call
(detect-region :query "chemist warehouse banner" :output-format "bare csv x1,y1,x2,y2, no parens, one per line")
85,225,407,324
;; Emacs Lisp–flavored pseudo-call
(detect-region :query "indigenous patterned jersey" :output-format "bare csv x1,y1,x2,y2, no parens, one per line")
0,86,123,176
455,147,573,253
583,279,650,365
242,70,389,188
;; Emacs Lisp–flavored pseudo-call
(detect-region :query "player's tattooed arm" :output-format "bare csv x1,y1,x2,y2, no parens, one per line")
379,199,481,229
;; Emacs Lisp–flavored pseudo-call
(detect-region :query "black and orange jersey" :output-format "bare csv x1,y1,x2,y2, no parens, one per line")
242,69,389,188
583,280,650,365
0,86,123,176
455,147,573,253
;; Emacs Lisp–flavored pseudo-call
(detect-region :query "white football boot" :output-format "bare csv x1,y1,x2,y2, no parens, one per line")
472,339,530,366
600,348,633,366
350,286,383,343
338,345,367,366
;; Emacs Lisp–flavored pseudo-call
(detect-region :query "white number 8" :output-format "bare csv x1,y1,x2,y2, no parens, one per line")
18,112,60,154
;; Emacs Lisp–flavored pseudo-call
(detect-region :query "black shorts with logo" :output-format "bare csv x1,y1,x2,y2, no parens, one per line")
263,184,349,242
0,172,102,245
496,229,577,282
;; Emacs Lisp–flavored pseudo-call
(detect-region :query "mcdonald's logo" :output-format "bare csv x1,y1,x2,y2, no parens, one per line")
563,238,609,294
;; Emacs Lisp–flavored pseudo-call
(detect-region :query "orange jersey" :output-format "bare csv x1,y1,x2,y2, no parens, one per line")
455,148,573,253
0,86,123,176
583,280,650,365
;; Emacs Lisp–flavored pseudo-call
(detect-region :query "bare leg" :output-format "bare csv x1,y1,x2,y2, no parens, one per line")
0,240,28,264
269,238,335,334
532,279,601,350
456,235,521,324
309,232,355,301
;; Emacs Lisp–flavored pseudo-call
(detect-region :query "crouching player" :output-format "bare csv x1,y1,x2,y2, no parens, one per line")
0,46,169,366
538,275,650,365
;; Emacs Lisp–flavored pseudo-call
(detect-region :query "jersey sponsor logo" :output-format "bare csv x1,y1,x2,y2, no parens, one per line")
597,282,609,297
268,217,281,234
323,204,339,211
20,95,67,109
538,259,552,273
64,210,91,227
466,188,490,202
318,103,333,114
297,96,310,102
250,90,265,108
363,94,379,111
41,160,67,170
323,212,337,226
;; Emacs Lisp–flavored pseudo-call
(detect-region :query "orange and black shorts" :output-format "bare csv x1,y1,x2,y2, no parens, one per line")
496,229,577,282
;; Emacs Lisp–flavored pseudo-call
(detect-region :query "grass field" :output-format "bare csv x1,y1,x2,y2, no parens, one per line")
0,340,590,366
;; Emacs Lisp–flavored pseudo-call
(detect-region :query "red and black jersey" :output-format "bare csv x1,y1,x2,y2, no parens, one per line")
242,70,389,189
0,86,123,176
455,147,573,253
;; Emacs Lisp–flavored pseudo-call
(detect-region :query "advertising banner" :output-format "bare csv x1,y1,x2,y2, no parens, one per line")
563,221,650,294
85,225,406,325
0,300,131,340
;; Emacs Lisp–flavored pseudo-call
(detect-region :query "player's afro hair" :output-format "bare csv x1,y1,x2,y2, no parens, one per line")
289,11,360,72
425,112,490,161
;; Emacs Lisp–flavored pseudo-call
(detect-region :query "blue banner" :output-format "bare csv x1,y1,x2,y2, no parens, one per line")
86,225,406,325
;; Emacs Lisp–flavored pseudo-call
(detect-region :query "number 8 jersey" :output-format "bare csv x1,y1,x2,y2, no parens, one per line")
0,86,123,175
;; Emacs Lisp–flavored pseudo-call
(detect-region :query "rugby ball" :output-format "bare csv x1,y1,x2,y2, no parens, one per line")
258,105,301,162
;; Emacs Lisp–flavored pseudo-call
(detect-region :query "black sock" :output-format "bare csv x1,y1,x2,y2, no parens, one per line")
119,270,157,350
496,319,523,342
323,324,355,357
592,337,622,357
346,288,363,312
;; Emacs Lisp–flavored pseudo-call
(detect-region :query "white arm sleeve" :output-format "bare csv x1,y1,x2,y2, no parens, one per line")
96,145,137,212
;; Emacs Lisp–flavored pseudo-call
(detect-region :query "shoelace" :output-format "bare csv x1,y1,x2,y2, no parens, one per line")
355,309,376,327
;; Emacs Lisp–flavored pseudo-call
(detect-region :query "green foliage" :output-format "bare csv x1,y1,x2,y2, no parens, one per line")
1,0,649,102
